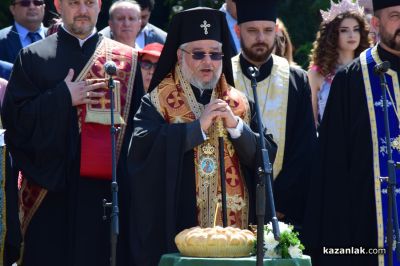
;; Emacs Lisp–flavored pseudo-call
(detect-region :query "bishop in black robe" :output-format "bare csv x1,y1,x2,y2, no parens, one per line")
127,84,277,266
127,7,277,266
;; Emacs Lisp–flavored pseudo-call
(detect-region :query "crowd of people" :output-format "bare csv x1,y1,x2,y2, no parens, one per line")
0,0,399,266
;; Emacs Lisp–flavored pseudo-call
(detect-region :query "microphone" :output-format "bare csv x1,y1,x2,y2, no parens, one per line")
247,66,260,78
374,61,390,75
104,61,117,76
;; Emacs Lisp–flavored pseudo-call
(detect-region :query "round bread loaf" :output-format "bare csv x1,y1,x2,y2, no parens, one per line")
175,226,255,257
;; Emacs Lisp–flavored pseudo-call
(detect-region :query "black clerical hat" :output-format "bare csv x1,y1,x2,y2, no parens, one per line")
236,0,278,24
148,7,234,92
373,0,400,11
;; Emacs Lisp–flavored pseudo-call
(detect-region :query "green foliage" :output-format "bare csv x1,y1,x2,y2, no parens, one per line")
278,0,330,68
277,231,305,259
165,0,224,12
252,222,305,259
164,0,224,21
0,0,12,29
295,42,313,69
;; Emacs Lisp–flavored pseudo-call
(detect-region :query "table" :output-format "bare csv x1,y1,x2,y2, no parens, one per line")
159,253,312,266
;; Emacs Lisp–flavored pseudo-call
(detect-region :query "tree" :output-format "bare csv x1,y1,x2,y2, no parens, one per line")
0,0,12,29
278,0,329,68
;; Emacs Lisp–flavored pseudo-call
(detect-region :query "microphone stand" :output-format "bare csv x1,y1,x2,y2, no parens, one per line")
102,70,119,266
376,64,400,265
248,67,280,266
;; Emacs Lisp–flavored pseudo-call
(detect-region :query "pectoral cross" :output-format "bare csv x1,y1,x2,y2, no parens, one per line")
200,20,210,35
99,97,111,109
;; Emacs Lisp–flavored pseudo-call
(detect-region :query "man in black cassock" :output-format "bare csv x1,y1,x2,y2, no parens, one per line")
127,7,277,266
303,1,400,266
0,0,144,265
232,0,316,229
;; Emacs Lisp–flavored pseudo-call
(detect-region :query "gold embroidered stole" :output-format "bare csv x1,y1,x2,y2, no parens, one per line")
360,46,399,266
16,37,139,264
18,175,47,235
77,38,138,179
150,64,251,228
232,54,290,179
17,172,47,265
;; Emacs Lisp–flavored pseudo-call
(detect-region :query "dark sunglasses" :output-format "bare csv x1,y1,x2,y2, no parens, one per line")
13,0,44,6
180,48,224,61
140,60,157,70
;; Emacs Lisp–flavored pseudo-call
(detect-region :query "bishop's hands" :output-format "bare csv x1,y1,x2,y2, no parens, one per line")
199,99,239,133
64,69,107,106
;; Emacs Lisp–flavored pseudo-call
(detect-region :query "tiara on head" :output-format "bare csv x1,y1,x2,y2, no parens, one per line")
320,0,365,24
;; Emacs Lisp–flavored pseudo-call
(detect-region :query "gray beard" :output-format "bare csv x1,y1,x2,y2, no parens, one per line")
180,57,222,91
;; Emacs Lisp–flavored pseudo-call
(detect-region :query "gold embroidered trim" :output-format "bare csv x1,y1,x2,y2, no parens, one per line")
116,47,138,163
360,46,388,266
19,181,47,236
151,65,250,228
176,64,205,119
232,54,290,179
76,38,138,163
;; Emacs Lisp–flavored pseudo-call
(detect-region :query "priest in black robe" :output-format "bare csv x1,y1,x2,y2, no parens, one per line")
303,1,400,265
232,0,317,230
127,7,277,266
0,0,144,265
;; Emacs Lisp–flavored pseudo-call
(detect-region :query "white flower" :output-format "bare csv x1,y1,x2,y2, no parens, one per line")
264,231,279,250
262,221,304,259
266,221,292,234
278,221,292,233
288,245,303,258
264,248,280,259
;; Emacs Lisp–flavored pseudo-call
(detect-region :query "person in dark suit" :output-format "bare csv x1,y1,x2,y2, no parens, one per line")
135,0,166,48
0,60,13,80
219,0,240,56
110,1,141,45
0,0,47,64
100,0,166,49
100,0,142,48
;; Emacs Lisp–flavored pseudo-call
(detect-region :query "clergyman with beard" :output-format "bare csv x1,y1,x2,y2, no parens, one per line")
302,1,400,266
127,7,277,266
232,0,316,234
0,0,145,265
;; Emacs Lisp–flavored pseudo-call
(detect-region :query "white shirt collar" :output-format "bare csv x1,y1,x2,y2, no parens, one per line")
136,24,150,50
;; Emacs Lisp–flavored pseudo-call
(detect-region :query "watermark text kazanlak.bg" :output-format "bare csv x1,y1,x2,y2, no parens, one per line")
323,247,386,255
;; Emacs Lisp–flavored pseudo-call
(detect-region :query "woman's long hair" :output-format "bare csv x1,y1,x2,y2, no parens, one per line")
309,11,370,77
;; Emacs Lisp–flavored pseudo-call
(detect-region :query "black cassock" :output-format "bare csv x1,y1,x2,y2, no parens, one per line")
1,28,144,266
302,46,400,266
239,55,317,228
127,86,277,266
